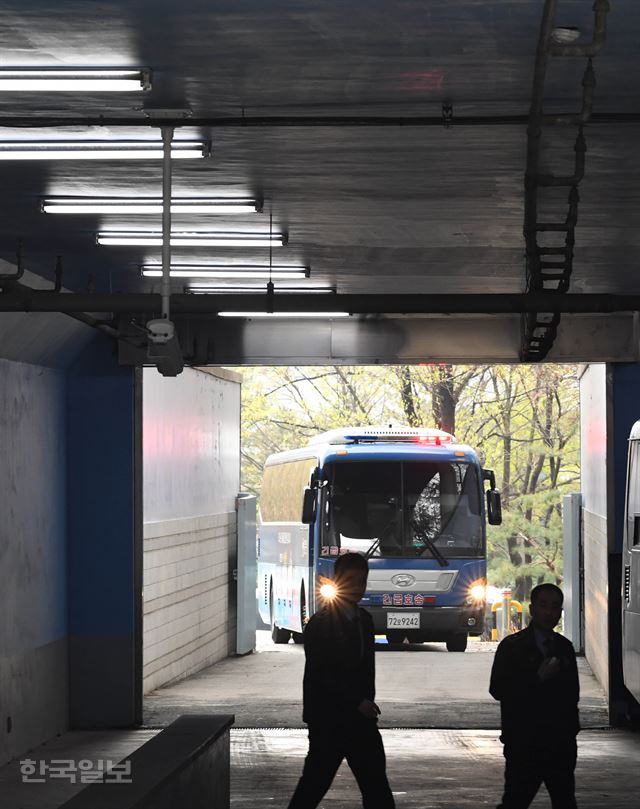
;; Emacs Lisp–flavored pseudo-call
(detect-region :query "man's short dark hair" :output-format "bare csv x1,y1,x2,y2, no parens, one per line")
334,552,368,580
530,582,563,605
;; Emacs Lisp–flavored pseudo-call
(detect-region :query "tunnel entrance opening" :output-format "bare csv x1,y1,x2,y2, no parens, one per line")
141,362,610,731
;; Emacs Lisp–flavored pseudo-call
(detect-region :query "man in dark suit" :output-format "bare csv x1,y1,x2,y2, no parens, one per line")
489,583,580,809
287,552,395,809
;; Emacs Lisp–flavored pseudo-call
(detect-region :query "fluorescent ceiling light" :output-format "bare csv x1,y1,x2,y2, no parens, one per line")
0,68,151,92
218,311,350,318
0,140,208,160
141,264,308,279
187,285,334,294
43,196,260,214
97,231,286,246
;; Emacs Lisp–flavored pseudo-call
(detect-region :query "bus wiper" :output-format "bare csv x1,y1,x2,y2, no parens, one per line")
409,518,450,568
365,518,396,559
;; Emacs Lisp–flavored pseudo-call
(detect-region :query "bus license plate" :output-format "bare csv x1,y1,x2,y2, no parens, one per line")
386,612,420,629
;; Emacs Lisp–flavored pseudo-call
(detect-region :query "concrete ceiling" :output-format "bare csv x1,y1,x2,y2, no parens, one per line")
0,1,638,364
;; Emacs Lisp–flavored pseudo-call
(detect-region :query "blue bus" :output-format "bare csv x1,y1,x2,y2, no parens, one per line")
623,421,640,703
257,426,502,652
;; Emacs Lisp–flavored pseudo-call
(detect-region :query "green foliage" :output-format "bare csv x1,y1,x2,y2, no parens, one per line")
234,364,580,602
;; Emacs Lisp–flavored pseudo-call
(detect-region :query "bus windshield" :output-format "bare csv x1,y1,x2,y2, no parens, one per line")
323,460,483,559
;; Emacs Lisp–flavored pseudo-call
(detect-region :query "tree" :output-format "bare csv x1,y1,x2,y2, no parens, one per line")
236,363,580,600
474,366,580,600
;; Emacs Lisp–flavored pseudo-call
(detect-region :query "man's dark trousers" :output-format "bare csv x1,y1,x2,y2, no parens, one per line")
498,739,577,809
288,717,395,809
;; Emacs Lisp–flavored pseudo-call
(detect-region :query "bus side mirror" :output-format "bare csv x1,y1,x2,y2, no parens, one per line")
482,468,497,489
486,489,502,525
301,487,317,524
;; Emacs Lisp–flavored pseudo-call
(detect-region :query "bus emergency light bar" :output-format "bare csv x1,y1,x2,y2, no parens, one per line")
308,426,456,446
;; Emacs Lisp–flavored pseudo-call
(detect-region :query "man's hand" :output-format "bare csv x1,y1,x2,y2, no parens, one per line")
357,699,381,719
537,656,562,682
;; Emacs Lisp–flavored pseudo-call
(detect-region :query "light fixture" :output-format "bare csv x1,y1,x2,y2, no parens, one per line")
0,140,209,160
97,231,286,246
141,264,308,279
551,27,581,44
187,284,334,294
0,67,152,92
217,311,350,318
42,196,261,214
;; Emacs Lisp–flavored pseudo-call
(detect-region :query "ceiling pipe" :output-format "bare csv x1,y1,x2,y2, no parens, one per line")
2,291,640,315
161,126,173,320
537,127,586,187
0,277,144,344
546,59,596,125
521,0,608,361
0,241,25,281
549,0,609,57
0,112,635,130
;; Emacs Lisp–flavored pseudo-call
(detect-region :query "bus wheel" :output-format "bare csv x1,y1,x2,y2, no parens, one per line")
270,586,291,644
292,584,306,644
386,630,406,645
446,633,468,652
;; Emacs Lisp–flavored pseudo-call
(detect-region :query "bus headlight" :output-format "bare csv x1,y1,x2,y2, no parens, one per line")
320,582,338,599
467,579,486,603
319,576,338,601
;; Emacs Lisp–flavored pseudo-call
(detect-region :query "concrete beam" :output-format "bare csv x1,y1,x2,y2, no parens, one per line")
117,314,639,365
4,291,640,315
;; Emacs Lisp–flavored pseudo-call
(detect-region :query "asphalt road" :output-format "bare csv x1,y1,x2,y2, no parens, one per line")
144,631,609,729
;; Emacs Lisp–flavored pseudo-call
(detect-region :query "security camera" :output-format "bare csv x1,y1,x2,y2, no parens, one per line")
146,318,184,376
147,318,175,344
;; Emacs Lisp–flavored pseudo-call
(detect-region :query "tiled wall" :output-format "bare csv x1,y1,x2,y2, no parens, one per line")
143,512,237,694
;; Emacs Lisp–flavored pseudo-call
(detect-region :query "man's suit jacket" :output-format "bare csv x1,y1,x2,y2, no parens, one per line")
489,624,580,744
302,605,375,725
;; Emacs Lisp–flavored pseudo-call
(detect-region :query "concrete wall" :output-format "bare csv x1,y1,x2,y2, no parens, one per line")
582,509,610,695
0,295,138,758
579,363,612,695
0,358,69,765
142,368,241,693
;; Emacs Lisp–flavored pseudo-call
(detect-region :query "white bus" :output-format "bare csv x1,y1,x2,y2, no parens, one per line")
623,421,640,703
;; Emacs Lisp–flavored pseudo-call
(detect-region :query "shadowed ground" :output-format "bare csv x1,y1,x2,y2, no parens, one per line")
144,631,609,729
231,728,640,808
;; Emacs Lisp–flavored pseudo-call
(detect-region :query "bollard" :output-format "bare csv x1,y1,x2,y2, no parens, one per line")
510,600,523,632
491,601,501,640
491,591,522,640
501,588,512,640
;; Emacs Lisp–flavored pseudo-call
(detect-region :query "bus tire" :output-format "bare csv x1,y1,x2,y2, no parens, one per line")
270,584,291,644
446,633,468,652
292,583,306,644
272,624,291,644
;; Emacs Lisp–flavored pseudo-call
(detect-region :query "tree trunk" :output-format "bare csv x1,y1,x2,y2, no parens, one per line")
432,364,456,434
398,366,421,427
